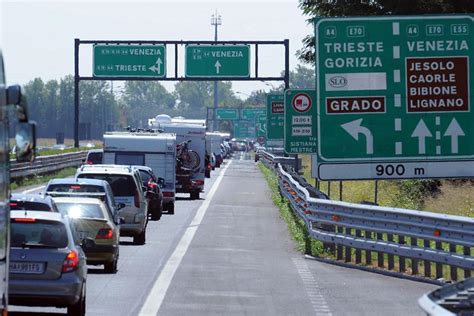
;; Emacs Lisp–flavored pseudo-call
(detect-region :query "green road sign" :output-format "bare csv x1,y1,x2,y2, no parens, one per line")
185,45,250,78
93,45,166,77
216,108,239,120
257,114,267,137
233,120,250,138
241,107,266,120
315,15,474,180
266,94,284,140
284,89,317,154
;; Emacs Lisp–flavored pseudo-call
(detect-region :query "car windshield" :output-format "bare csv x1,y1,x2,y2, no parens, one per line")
47,184,104,193
10,201,52,212
11,220,68,248
78,174,136,197
56,202,105,219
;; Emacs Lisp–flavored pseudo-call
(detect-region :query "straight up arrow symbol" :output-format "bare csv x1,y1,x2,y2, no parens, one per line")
444,118,465,154
411,119,432,154
148,57,163,74
214,60,221,74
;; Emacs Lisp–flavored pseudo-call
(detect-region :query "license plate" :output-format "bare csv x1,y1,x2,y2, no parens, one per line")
77,231,88,239
10,262,45,274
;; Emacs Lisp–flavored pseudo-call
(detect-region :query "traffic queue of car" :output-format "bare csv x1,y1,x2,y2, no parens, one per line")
7,134,232,316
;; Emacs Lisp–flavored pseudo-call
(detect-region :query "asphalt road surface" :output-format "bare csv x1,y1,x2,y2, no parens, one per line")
10,156,437,315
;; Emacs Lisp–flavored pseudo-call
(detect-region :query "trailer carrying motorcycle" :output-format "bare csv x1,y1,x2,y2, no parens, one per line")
103,131,177,213
149,115,206,200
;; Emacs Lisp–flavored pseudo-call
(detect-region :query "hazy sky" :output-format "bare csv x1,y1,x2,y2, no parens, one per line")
1,0,312,97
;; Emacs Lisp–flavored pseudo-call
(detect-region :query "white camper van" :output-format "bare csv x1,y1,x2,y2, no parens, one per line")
149,115,206,200
103,131,177,214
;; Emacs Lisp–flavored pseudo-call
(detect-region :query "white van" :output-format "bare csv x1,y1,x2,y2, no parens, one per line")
149,115,206,200
103,131,177,214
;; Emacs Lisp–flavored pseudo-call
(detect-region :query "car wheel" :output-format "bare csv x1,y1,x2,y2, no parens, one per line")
134,229,146,245
150,201,162,221
104,255,118,274
67,282,86,316
168,203,175,215
190,192,199,200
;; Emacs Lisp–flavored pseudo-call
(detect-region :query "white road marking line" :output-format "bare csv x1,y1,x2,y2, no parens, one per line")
21,185,45,194
139,160,232,316
292,258,332,316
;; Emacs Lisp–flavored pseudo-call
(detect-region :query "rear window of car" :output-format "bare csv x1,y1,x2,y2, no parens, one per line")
10,201,52,212
47,184,105,193
115,153,144,166
87,152,103,164
139,170,152,184
77,174,136,197
55,202,105,219
11,220,68,248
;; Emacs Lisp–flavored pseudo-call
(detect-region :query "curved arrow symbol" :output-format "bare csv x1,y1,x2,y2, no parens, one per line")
411,119,432,154
149,57,163,74
341,119,373,155
444,118,465,154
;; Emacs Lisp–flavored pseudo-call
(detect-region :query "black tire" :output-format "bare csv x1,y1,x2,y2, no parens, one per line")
190,191,200,200
150,201,162,221
134,229,146,245
104,254,118,274
168,203,175,215
67,283,86,316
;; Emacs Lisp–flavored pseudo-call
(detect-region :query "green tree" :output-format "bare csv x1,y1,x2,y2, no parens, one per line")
297,0,474,64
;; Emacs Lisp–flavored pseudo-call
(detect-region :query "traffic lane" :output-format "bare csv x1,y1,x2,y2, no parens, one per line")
9,163,225,315
158,160,317,315
305,258,437,314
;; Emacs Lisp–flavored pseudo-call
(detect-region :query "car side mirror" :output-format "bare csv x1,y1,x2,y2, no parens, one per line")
116,203,126,210
81,237,95,249
157,177,165,188
15,122,36,163
7,85,22,106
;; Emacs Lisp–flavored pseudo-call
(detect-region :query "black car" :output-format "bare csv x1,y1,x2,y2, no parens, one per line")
10,194,60,213
133,166,164,221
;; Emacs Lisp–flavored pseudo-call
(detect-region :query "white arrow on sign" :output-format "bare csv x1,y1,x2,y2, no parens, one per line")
411,119,432,154
341,119,373,155
214,60,221,74
148,57,163,74
444,118,465,154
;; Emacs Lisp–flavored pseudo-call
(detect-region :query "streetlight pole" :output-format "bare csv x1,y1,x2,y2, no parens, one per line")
211,11,221,132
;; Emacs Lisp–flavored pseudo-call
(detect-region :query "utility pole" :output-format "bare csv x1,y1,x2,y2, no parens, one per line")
211,11,221,132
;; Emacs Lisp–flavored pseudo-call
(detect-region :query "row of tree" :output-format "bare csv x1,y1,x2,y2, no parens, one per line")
22,65,315,139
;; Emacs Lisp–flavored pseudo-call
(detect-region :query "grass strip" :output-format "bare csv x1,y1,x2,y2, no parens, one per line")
11,167,77,191
258,162,326,257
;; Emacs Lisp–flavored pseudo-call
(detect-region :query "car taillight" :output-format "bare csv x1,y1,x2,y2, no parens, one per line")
163,192,174,198
86,160,93,165
134,190,140,208
96,228,113,239
192,180,204,186
62,250,79,273
14,218,36,222
148,182,157,189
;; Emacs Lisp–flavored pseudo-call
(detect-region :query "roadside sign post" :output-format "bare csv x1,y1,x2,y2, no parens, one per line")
185,45,250,77
284,89,317,154
266,94,285,146
315,15,474,180
93,45,166,77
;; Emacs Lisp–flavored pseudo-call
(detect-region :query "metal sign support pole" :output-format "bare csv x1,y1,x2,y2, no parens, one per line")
74,38,80,148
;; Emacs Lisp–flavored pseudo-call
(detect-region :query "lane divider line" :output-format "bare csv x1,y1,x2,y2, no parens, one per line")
139,160,232,316
22,185,46,194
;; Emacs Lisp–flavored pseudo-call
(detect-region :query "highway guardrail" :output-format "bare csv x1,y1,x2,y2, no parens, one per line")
10,151,87,179
259,149,474,282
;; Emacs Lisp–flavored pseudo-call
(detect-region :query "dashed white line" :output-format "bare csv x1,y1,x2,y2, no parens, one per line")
292,257,332,316
139,161,232,316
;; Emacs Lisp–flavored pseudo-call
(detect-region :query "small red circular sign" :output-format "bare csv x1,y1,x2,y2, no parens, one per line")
292,93,312,113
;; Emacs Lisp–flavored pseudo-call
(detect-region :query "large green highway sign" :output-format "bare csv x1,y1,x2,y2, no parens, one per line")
315,15,474,180
185,45,250,78
266,94,284,141
241,108,266,120
284,90,317,154
215,108,239,120
93,45,166,77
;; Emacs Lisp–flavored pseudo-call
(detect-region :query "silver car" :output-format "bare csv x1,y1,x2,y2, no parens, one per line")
9,211,87,316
